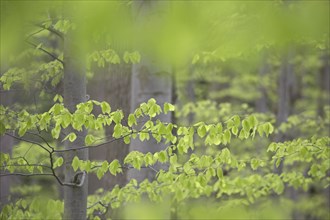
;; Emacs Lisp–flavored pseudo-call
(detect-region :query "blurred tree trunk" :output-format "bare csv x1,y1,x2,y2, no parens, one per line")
63,24,88,219
128,0,173,183
256,55,269,113
317,53,330,116
0,132,12,208
0,61,13,207
104,63,131,189
128,59,172,182
274,50,295,174
186,66,196,125
88,66,108,194
88,62,132,191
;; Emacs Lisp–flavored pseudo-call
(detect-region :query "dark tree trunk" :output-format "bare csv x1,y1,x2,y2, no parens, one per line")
274,50,295,174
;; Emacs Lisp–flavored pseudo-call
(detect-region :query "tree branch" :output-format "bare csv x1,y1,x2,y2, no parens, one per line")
0,172,54,177
53,131,135,153
26,131,55,151
25,40,64,65
5,132,51,154
33,22,64,40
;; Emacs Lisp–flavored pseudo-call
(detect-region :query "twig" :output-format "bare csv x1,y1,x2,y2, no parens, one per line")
54,131,135,153
33,22,64,40
5,132,51,153
25,40,64,65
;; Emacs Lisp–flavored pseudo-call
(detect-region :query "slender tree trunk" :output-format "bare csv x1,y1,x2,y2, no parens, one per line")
63,28,88,219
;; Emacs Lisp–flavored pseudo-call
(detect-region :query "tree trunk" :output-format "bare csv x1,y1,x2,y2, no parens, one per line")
274,50,295,174
0,91,13,208
128,58,172,182
127,0,173,183
63,28,88,219
256,55,269,113
88,63,131,191
104,63,131,189
317,53,330,116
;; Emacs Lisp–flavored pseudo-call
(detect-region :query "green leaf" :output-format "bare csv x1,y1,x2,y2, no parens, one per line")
53,94,63,103
158,151,168,163
144,152,154,166
72,156,80,172
275,158,282,168
233,115,240,126
231,126,238,136
63,132,77,142
81,160,92,173
113,124,123,138
164,102,175,114
109,159,121,176
242,119,250,132
197,125,207,138
250,158,259,170
221,148,231,164
247,115,258,128
257,125,264,137
263,122,274,136
21,200,27,209
169,154,177,165
132,158,142,170
183,163,195,175
128,114,137,127
18,123,28,137
101,102,111,114
51,126,61,139
139,132,150,141
223,129,231,144
53,157,63,168
112,111,123,124
124,135,131,144
96,168,105,180
101,161,108,171
216,168,223,179
85,134,95,146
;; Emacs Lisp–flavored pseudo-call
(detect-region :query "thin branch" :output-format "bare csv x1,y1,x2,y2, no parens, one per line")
0,164,51,169
25,40,64,65
148,165,159,173
54,131,135,153
26,131,55,151
87,200,110,209
26,28,46,40
5,132,51,153
33,22,64,40
0,173,54,177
